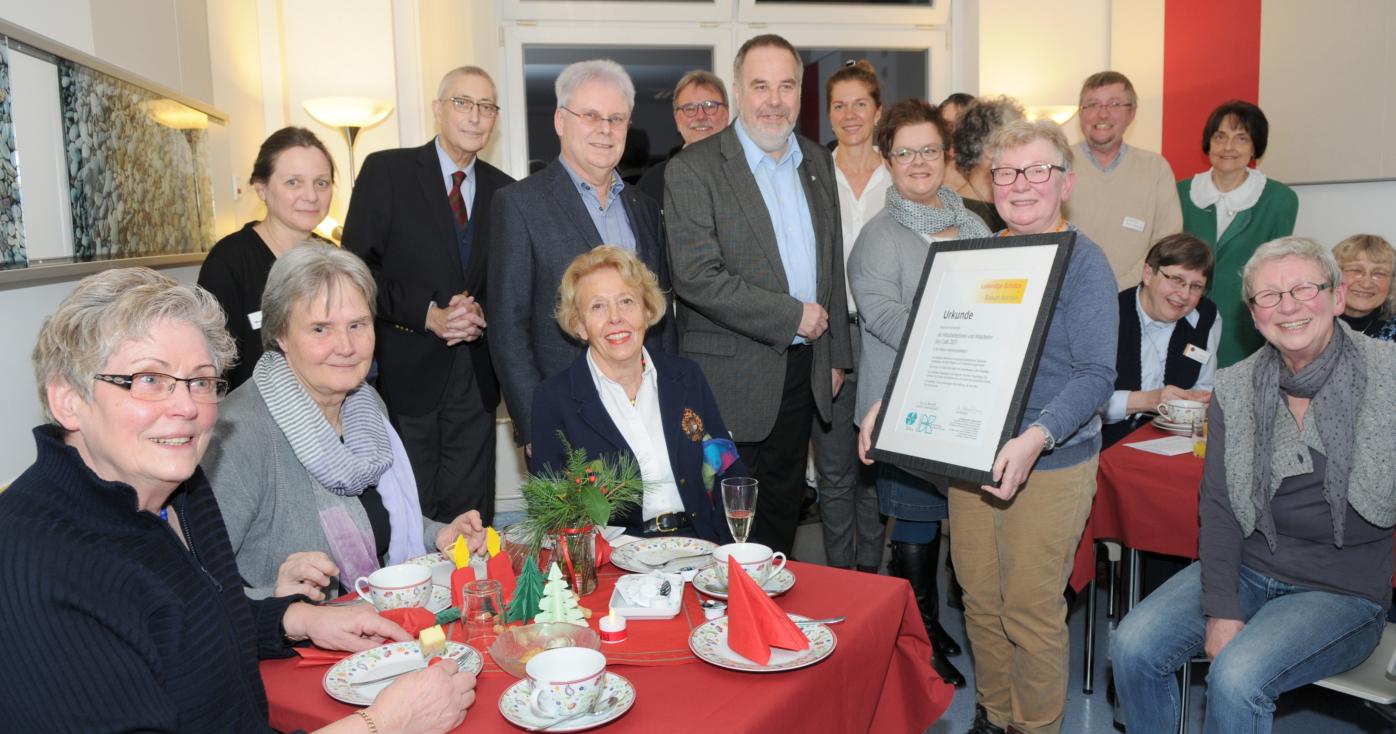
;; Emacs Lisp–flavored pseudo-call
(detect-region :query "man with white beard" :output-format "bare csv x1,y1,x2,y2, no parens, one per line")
664,34,852,557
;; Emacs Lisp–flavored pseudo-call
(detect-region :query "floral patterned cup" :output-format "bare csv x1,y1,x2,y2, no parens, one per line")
526,647,607,717
353,564,432,610
712,542,787,586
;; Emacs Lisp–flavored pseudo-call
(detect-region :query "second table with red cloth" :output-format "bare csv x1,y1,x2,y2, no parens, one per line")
1069,424,1396,592
263,559,954,733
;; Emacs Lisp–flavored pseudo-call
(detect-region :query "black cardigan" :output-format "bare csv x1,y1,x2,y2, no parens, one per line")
0,426,301,732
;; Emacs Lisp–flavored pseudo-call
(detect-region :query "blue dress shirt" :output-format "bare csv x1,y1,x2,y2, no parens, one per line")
733,120,818,314
558,157,637,252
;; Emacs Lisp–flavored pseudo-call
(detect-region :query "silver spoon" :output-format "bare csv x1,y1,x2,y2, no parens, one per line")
526,694,619,732
794,616,846,626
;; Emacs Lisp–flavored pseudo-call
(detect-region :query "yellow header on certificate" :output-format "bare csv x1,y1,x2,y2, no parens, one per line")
973,278,1028,304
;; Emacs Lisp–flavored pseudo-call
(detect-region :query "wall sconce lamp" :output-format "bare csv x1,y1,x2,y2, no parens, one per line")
1026,105,1078,126
143,99,211,231
301,97,394,186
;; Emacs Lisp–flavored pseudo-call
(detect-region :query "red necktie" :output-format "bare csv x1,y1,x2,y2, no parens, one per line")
448,170,468,229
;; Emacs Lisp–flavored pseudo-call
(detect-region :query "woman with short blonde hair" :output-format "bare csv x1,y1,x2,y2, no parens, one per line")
1333,234,1396,340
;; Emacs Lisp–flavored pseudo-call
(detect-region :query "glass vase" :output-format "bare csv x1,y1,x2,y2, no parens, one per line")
556,525,598,596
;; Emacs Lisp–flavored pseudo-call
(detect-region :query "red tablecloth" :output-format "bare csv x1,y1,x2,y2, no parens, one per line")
1069,424,1396,592
263,560,953,733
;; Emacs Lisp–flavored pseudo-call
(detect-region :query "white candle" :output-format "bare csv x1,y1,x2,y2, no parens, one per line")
598,607,627,643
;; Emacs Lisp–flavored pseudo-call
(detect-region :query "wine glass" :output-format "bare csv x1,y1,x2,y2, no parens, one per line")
721,477,758,543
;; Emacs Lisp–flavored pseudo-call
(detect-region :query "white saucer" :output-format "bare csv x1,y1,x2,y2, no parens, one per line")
324,640,483,705
498,671,636,731
688,613,836,672
692,566,796,599
610,536,717,573
330,584,452,613
1151,416,1194,435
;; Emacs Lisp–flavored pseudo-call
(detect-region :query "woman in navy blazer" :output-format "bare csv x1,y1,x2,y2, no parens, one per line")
529,246,745,543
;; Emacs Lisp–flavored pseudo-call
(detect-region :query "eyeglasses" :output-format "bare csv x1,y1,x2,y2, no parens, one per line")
675,100,726,118
889,145,944,166
990,163,1066,187
1155,269,1208,295
443,96,500,118
94,372,230,404
1341,266,1392,283
1247,282,1331,308
560,106,629,130
1080,100,1135,113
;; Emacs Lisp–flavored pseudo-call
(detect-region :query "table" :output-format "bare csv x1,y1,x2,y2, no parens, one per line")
263,560,954,733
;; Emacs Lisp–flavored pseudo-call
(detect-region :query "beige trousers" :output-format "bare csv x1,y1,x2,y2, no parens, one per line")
948,457,1097,734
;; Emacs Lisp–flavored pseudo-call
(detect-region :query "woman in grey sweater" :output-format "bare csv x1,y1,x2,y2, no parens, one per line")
1112,236,1396,733
203,242,486,600
848,98,989,689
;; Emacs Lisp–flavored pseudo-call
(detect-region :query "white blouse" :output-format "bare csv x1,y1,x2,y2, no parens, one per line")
1188,168,1267,243
833,147,892,313
585,348,686,520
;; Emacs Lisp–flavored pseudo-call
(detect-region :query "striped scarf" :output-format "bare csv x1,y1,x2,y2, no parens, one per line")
253,350,392,496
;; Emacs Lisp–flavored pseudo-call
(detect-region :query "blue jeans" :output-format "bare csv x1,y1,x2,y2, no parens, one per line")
876,463,948,522
1111,562,1384,734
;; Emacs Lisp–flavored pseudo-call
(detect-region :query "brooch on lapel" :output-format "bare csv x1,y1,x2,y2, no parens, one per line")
681,408,705,442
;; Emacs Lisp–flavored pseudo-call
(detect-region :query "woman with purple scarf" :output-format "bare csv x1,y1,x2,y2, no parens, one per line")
204,242,487,600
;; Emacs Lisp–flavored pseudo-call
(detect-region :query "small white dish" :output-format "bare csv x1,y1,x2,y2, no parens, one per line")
607,572,684,619
498,671,636,731
323,640,483,705
688,613,836,672
692,566,796,599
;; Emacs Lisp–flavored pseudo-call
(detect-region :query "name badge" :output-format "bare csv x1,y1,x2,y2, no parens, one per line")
1122,216,1146,233
1183,343,1210,365
248,310,263,330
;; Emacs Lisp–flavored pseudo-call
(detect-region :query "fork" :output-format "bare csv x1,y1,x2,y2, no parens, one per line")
639,551,710,569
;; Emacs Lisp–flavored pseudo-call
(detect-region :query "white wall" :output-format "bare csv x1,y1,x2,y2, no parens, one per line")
1292,181,1396,248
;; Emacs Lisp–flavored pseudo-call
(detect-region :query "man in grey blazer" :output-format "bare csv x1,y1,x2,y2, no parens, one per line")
665,34,852,556
489,59,674,451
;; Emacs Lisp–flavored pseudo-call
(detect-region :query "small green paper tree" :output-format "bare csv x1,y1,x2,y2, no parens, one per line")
534,562,586,624
505,558,546,624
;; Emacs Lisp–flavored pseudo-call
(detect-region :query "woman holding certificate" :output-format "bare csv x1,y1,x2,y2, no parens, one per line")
954,119,1117,734
848,98,990,688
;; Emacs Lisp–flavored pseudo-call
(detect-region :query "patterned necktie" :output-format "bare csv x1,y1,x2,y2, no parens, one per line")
448,170,468,229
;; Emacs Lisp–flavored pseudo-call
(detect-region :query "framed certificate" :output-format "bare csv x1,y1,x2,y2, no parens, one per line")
868,231,1075,486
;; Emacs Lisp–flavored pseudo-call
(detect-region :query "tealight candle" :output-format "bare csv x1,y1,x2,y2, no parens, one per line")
598,608,627,644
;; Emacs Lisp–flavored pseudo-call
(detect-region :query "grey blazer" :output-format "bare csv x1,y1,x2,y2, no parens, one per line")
664,126,853,442
488,158,675,447
202,381,445,599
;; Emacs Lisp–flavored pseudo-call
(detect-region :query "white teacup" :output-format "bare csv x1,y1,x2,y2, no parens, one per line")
526,647,607,717
1156,399,1204,425
353,563,432,610
712,542,787,586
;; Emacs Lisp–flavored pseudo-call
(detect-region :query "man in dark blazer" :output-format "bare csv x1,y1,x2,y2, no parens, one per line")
343,66,513,525
489,59,674,452
665,34,853,556
635,69,729,205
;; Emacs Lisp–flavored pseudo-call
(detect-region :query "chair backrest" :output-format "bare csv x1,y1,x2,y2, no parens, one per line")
1387,623,1396,677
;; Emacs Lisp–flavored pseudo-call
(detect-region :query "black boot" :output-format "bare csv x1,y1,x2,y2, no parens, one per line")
890,540,966,688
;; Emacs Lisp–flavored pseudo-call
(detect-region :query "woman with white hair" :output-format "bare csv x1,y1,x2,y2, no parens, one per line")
1113,236,1396,733
0,267,476,732
203,242,487,601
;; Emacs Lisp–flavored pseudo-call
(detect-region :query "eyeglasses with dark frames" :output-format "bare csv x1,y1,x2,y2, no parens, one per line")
94,372,230,404
889,145,944,166
990,163,1067,187
674,100,726,118
1246,282,1331,308
1079,100,1135,113
560,106,629,130
443,96,500,118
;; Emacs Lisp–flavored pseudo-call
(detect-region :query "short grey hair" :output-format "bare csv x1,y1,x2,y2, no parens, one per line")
32,267,235,424
555,59,635,111
952,95,1025,172
437,66,496,100
673,69,728,107
1241,236,1343,302
261,241,377,352
987,118,1075,171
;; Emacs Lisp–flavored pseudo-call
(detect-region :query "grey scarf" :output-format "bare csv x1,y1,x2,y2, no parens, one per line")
1250,323,1364,548
886,185,991,240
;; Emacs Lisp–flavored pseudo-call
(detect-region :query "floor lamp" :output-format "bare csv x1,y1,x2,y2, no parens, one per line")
301,97,394,187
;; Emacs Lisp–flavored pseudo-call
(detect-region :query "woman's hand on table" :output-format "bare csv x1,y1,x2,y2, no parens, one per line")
435,510,487,556
858,401,881,465
274,551,339,601
1205,617,1245,659
282,601,412,652
365,662,477,734
982,427,1047,501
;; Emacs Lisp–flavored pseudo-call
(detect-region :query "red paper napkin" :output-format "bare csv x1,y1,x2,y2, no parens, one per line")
596,534,612,567
724,555,808,665
379,607,438,637
486,550,517,601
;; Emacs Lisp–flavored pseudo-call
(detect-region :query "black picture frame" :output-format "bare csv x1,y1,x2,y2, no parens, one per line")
868,230,1075,487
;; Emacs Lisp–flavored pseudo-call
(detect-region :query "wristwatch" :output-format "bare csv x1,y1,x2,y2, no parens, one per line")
1028,422,1056,452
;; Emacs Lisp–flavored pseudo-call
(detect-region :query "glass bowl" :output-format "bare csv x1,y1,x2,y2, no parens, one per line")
488,622,601,678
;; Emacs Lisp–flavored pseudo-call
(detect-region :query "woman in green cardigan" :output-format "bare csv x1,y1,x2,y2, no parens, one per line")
1179,100,1298,367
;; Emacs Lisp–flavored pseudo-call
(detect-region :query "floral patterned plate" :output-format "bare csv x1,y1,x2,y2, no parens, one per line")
610,536,717,573
688,614,836,672
498,671,636,731
324,640,483,705
691,566,796,599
